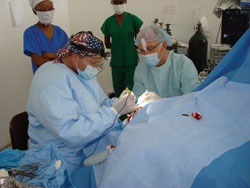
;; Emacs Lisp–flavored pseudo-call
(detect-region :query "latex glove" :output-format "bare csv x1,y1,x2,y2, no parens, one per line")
124,106,142,124
119,90,128,98
137,91,162,107
112,90,137,116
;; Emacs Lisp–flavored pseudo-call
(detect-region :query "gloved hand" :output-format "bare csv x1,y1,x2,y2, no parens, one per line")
112,90,137,116
137,91,162,107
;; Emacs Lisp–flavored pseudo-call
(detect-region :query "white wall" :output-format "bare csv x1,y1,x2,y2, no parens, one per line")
128,0,221,47
0,0,70,150
67,0,221,93
67,0,115,93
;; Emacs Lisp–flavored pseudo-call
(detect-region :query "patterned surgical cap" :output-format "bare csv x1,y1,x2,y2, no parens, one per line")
56,31,105,62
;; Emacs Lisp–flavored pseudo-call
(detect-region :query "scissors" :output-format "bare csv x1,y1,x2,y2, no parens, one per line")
7,162,44,181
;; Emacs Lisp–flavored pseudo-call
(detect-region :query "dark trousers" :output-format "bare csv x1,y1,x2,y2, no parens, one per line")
111,65,137,97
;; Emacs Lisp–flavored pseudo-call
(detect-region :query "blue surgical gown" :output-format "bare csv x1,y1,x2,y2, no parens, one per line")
23,25,68,74
26,61,118,174
133,51,201,98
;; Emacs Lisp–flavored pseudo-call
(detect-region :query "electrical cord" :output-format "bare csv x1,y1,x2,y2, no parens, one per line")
85,94,130,159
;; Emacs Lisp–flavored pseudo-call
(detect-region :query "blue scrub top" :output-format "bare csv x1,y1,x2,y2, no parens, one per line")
23,25,68,74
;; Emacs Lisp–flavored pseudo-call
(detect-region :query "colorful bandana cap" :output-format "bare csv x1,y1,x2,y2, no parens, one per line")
56,31,104,63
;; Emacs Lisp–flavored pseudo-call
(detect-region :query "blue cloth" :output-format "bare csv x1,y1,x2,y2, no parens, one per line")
94,28,250,188
191,141,250,188
18,145,74,188
133,51,201,98
26,61,118,175
71,123,123,188
71,166,96,188
0,147,74,187
23,25,68,74
0,149,25,168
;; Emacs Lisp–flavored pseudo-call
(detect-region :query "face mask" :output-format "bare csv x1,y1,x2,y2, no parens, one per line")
140,53,160,67
140,44,163,67
36,9,55,25
112,4,126,15
78,65,99,80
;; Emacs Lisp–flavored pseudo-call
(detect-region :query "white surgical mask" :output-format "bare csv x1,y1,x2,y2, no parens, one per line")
112,4,126,15
36,9,55,25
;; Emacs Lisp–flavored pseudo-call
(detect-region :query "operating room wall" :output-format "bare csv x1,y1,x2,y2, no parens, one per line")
67,0,221,93
0,0,70,150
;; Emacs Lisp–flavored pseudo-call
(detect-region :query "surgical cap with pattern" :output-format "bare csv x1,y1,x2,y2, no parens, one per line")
56,32,104,62
135,26,173,47
29,0,53,9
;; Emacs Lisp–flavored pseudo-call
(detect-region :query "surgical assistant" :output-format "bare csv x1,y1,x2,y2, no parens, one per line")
24,0,68,74
26,31,136,174
101,0,143,97
133,26,201,99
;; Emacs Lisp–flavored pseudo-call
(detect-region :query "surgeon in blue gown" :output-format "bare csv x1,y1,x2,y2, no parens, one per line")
133,26,201,102
26,31,137,181
24,0,68,74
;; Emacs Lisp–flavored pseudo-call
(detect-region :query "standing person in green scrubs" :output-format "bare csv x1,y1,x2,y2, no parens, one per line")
101,0,143,97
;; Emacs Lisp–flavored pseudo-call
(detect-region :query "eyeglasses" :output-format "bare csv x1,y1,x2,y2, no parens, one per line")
137,42,161,53
80,55,104,72
96,62,104,72
91,57,104,72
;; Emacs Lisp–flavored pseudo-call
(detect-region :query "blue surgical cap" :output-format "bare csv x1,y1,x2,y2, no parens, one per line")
135,26,173,47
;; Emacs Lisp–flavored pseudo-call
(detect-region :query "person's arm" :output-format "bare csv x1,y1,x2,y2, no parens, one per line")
42,52,57,60
100,94,118,108
96,81,118,107
24,28,58,67
104,35,111,49
132,66,146,99
101,19,111,49
137,91,161,107
180,56,201,94
33,80,118,148
135,29,140,39
133,14,143,39
30,53,57,67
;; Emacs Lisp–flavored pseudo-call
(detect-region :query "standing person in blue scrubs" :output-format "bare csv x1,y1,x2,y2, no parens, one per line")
24,0,68,74
133,26,201,103
26,31,137,177
101,0,143,97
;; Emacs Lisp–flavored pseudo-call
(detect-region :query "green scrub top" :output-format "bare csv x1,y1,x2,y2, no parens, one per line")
133,51,201,98
101,12,143,66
